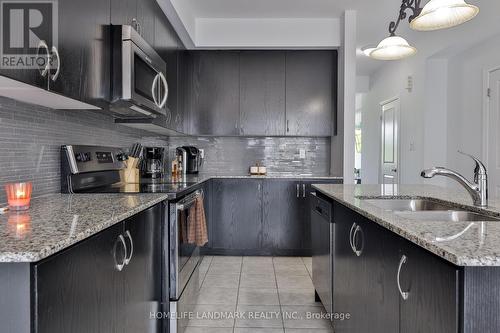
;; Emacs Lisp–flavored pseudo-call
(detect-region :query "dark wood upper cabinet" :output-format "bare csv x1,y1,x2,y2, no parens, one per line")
136,0,156,45
48,0,111,106
186,51,240,136
285,51,335,136
239,51,286,136
110,0,137,26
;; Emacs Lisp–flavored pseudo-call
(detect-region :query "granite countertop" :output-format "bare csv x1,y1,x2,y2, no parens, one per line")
313,184,500,267
0,174,342,263
0,193,170,263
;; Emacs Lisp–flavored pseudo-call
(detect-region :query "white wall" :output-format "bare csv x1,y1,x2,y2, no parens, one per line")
361,32,500,186
195,18,340,48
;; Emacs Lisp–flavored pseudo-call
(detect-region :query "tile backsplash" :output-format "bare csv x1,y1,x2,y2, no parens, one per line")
0,96,331,204
166,136,331,176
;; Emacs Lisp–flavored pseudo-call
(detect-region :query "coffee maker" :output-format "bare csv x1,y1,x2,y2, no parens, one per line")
141,147,165,179
176,146,203,174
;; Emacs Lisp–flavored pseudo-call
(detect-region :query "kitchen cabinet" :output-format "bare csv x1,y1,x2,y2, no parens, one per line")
211,179,263,251
136,0,156,45
398,238,459,333
49,0,111,107
35,204,162,333
262,180,304,253
330,199,458,333
36,221,123,333
239,51,286,136
285,51,335,136
186,51,240,135
208,178,341,255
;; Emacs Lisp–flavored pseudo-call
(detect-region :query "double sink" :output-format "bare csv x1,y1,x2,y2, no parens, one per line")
360,198,500,222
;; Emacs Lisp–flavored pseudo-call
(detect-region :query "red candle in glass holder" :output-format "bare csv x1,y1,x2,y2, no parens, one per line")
5,182,32,210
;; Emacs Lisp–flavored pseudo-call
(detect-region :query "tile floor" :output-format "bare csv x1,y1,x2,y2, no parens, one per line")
185,256,333,333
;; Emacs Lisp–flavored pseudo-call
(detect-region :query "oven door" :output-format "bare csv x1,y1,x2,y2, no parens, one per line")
122,40,168,116
169,190,202,300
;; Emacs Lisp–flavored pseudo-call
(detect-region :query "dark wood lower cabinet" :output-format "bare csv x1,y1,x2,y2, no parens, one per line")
208,178,341,256
35,204,162,333
399,239,459,333
331,199,459,333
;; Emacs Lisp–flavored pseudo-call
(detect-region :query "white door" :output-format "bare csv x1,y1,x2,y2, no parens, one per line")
487,69,500,198
380,98,400,185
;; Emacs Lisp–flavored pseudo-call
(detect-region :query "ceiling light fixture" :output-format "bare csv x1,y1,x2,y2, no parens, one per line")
361,46,376,57
369,0,479,61
410,0,479,31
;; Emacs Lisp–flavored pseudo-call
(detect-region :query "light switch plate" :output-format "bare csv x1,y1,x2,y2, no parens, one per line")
299,149,306,159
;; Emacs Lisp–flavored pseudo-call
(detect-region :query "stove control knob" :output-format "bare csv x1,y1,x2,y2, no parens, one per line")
116,153,128,161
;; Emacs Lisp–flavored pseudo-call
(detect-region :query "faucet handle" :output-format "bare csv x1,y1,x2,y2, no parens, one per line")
458,151,487,177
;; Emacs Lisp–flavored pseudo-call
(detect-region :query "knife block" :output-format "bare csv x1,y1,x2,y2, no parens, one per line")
122,157,140,183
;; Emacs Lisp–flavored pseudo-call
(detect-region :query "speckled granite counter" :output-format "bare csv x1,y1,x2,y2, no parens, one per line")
0,193,170,263
313,184,500,267
0,174,342,263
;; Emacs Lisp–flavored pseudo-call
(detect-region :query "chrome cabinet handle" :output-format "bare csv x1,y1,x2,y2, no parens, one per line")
37,40,50,77
296,184,300,198
152,73,160,106
397,255,410,300
353,225,364,257
113,234,127,271
302,184,306,198
131,18,142,35
286,120,290,133
124,230,134,265
158,72,169,108
349,222,357,253
50,46,60,81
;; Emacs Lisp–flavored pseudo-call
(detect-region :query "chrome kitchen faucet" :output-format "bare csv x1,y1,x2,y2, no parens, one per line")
421,151,488,207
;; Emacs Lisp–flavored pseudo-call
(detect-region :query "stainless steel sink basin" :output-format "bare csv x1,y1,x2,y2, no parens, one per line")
395,210,500,222
362,199,456,212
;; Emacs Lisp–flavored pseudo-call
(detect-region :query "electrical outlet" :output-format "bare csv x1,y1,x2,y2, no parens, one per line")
409,143,416,152
299,149,306,159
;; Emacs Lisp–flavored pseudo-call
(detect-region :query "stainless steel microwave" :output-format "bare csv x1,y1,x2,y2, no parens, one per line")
111,25,169,119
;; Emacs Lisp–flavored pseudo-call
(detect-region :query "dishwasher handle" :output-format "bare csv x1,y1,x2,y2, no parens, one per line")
310,192,332,221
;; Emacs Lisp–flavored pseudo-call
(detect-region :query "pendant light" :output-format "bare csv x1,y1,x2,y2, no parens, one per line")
369,35,417,60
367,0,479,61
410,0,479,31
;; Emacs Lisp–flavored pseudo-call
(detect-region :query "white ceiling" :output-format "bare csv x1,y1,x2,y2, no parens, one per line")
164,0,498,76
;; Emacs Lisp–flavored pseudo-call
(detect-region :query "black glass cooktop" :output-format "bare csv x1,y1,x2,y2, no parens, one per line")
77,179,198,194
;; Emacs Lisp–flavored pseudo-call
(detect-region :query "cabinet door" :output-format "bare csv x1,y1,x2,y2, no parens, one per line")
285,51,335,136
186,51,240,135
333,201,362,333
262,180,303,253
136,0,156,45
49,0,111,106
110,0,136,25
399,239,459,333
239,51,286,136
122,204,162,333
211,179,263,251
357,217,399,333
35,222,124,333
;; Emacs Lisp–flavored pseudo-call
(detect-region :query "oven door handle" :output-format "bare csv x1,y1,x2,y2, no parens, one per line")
176,190,202,211
152,73,160,107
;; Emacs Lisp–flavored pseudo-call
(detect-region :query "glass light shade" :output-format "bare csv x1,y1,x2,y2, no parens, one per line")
370,36,417,60
362,47,376,57
410,0,479,31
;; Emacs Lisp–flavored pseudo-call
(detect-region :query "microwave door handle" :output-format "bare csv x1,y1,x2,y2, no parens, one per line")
158,72,169,108
151,73,160,107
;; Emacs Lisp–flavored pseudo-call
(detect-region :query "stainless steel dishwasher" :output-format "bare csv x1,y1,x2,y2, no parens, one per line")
311,192,333,314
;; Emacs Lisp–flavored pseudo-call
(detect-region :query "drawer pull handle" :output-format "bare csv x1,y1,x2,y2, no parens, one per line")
353,225,364,257
349,222,357,253
124,230,134,265
397,254,410,300
113,234,127,272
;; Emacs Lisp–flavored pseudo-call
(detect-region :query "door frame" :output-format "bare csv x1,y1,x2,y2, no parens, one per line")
482,66,500,173
379,96,401,184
